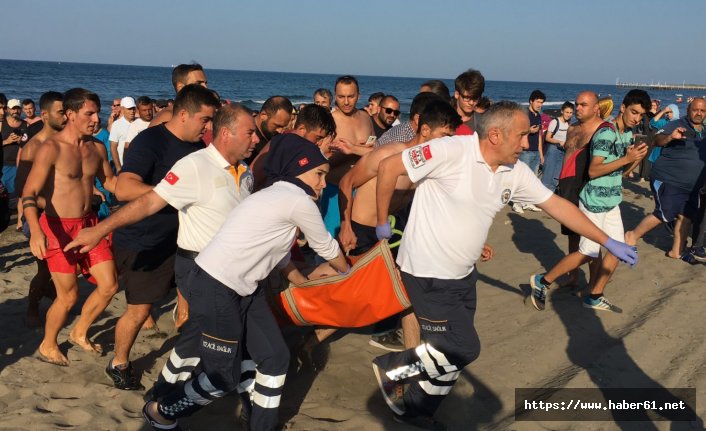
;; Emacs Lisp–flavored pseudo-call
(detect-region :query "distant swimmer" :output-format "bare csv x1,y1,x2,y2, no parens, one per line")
22,88,118,366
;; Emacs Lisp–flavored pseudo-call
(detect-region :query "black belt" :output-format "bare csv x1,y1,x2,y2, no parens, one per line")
176,247,199,260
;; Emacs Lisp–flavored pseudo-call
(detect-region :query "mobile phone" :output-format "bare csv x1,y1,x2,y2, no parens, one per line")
365,135,376,146
682,129,697,139
633,133,649,145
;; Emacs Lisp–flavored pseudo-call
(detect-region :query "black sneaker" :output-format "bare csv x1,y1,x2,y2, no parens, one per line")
372,362,406,415
106,360,145,390
393,413,448,431
369,331,404,352
689,246,706,263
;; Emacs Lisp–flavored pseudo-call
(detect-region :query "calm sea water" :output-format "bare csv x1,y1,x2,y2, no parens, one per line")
0,59,700,120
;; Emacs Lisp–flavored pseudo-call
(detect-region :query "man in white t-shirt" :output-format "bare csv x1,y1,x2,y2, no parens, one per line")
541,101,575,192
369,101,639,429
124,96,154,150
108,96,136,171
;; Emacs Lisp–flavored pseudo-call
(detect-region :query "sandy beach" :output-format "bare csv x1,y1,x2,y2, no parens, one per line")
0,179,703,431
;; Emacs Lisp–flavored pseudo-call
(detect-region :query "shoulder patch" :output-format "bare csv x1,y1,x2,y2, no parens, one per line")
408,145,432,169
165,171,179,185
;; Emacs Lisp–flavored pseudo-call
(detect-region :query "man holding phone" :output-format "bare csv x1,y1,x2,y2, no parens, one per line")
626,97,706,262
531,90,651,313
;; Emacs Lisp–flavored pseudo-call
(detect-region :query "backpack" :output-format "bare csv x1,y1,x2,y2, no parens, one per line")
555,121,615,206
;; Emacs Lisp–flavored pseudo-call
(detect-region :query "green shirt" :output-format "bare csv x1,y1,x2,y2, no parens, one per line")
579,125,632,213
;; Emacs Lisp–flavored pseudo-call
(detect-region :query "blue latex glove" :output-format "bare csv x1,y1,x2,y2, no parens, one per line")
604,237,638,266
376,221,392,240
337,265,351,276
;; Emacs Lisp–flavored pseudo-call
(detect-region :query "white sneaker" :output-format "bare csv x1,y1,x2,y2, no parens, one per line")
522,204,542,212
511,203,524,214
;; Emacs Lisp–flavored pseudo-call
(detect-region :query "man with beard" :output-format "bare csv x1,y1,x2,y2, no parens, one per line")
372,95,401,138
244,96,293,165
16,91,67,328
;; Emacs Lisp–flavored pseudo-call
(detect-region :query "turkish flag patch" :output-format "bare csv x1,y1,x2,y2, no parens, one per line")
422,145,432,160
298,157,309,167
165,171,179,185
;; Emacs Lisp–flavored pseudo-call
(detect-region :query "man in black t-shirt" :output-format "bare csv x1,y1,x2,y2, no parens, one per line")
1,99,29,196
105,85,220,390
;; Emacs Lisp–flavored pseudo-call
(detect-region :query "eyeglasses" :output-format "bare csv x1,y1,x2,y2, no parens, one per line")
383,107,401,116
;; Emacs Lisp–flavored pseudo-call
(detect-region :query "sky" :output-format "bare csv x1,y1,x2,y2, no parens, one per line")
2,0,704,85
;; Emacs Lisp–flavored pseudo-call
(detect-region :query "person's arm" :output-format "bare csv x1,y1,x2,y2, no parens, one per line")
280,258,308,285
94,141,117,193
21,142,59,259
654,127,688,147
538,125,545,164
329,137,373,156
250,141,271,192
109,141,122,172
545,120,560,145
375,153,407,233
114,172,152,201
538,195,636,264
63,190,168,253
2,131,21,146
588,143,647,178
337,150,385,251
294,197,349,274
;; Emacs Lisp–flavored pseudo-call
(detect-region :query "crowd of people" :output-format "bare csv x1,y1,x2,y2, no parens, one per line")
0,63,704,430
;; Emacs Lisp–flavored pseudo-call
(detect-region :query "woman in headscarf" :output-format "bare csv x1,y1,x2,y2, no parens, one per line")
143,134,349,431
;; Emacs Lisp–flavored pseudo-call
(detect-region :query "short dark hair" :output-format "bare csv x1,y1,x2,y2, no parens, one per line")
0,93,7,105
295,104,336,137
475,101,525,139
561,101,575,111
136,96,153,106
260,96,294,117
421,79,451,103
335,75,359,93
368,92,385,103
410,92,443,118
417,100,462,133
213,103,252,135
39,91,63,112
172,84,219,115
621,89,651,112
476,96,492,111
171,63,204,90
529,90,546,102
63,88,101,113
454,69,485,100
22,99,35,107
380,95,399,106
313,88,332,100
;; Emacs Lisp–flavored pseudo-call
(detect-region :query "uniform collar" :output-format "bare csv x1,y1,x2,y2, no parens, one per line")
471,137,513,173
204,143,235,170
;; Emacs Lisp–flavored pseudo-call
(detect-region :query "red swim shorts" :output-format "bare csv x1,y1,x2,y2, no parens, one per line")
39,212,113,275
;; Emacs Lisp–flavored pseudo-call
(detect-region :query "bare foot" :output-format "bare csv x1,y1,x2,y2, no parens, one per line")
38,342,69,366
142,315,157,331
665,251,683,260
68,331,103,354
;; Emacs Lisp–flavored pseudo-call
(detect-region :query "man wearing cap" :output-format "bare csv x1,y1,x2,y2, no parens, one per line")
124,96,154,150
1,99,29,196
109,96,136,172
140,135,349,431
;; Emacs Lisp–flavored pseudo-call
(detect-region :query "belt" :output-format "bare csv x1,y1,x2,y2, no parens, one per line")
176,247,199,260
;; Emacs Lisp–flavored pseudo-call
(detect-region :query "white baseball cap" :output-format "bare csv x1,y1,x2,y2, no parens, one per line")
7,99,21,109
120,96,136,109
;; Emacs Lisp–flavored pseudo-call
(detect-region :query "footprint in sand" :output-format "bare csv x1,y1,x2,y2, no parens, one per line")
54,408,92,427
36,382,85,400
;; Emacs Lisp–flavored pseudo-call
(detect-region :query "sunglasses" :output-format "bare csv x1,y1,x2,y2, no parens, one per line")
383,107,401,116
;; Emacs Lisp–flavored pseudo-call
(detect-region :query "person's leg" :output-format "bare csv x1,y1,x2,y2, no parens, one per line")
69,260,118,353
626,179,671,245
587,207,624,297
151,267,244,424
242,287,290,431
114,303,152,366
669,215,691,258
26,258,55,328
401,310,420,349
373,271,480,420
40,272,80,366
541,145,563,192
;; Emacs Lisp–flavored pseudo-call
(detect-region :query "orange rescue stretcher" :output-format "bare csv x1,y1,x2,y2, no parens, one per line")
266,241,410,327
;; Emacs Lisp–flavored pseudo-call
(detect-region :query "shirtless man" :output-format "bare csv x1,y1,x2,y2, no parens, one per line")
554,91,606,287
322,76,374,238
338,100,462,351
149,63,208,127
16,91,66,328
22,88,118,366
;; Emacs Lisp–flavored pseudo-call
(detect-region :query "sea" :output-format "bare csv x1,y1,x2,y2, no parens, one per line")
0,59,701,120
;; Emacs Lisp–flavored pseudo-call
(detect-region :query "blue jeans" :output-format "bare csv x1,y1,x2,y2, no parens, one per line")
541,144,564,192
519,151,541,176
2,166,17,196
